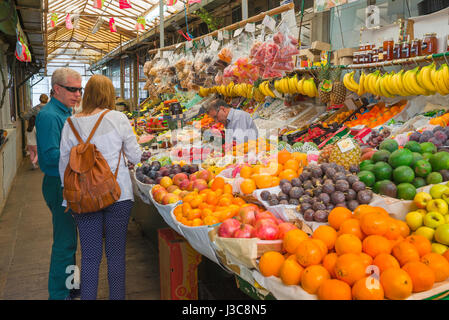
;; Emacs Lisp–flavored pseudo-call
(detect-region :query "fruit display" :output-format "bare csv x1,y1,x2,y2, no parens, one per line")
406,186,449,254
358,139,449,200
344,101,406,129
343,63,449,98
317,138,362,171
257,204,449,300
408,125,449,150
217,207,298,240
136,161,200,185
364,128,391,149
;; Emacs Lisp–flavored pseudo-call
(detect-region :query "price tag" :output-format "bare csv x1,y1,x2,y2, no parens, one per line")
245,22,255,33
233,28,243,38
162,50,172,58
210,39,220,52
185,41,193,49
282,9,297,29
262,15,276,32
223,30,230,39
203,35,211,47
337,138,356,153
217,30,223,41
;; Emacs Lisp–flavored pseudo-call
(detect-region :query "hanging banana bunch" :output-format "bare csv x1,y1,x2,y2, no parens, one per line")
343,63,449,97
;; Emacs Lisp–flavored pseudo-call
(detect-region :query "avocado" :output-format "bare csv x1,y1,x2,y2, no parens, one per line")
379,139,399,153
388,148,413,168
410,152,424,167
426,172,443,185
371,150,391,163
374,180,397,198
414,160,432,178
393,166,415,184
429,151,449,172
396,183,416,200
404,141,422,153
420,142,437,154
412,177,427,189
373,162,393,181
357,170,376,187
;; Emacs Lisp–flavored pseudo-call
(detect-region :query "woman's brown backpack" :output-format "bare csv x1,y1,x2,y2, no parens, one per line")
63,109,122,214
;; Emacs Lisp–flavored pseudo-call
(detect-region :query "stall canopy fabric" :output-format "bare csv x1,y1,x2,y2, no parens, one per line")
45,0,185,68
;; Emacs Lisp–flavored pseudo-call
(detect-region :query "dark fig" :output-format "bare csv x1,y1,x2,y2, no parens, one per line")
303,209,315,221
335,180,350,192
299,202,312,213
345,189,357,201
303,180,313,190
289,198,300,206
280,179,290,186
289,187,303,199
347,200,359,211
314,210,329,222
260,190,271,201
335,202,348,208
347,174,359,185
269,198,280,206
326,203,335,211
300,195,313,203
278,192,289,201
331,191,346,205
313,202,326,211
352,181,367,192
322,183,335,194
357,189,373,204
349,165,360,174
319,193,331,204
291,178,301,187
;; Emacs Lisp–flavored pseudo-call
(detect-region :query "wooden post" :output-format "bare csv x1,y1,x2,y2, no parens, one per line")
120,58,124,99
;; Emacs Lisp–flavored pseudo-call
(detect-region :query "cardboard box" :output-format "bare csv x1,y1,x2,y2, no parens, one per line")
310,41,332,53
338,56,354,65
158,228,202,300
335,48,357,58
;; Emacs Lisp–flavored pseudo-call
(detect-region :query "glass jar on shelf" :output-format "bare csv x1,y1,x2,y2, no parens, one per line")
410,39,422,57
365,50,373,63
401,41,411,59
353,51,360,64
372,48,379,63
383,38,394,61
393,42,402,60
378,47,384,61
422,33,438,55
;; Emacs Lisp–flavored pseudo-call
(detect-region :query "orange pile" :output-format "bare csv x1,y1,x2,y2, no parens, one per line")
258,205,449,300
345,102,406,129
173,176,249,227
232,138,276,157
429,112,449,127
239,149,308,194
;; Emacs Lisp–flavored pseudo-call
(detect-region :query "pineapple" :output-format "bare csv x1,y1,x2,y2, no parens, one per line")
318,144,335,164
318,63,331,104
330,68,347,105
328,138,361,170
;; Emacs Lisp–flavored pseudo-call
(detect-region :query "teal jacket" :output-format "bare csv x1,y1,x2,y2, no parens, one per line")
36,97,72,177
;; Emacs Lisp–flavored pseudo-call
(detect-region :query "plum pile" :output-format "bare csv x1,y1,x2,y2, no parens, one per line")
261,163,373,223
365,128,391,148
135,161,199,185
409,126,449,150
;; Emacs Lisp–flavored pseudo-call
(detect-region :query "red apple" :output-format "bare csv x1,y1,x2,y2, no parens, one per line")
178,179,190,190
154,189,168,203
196,169,212,182
255,211,278,225
218,218,241,238
254,221,280,240
166,185,179,193
193,179,208,192
151,184,165,197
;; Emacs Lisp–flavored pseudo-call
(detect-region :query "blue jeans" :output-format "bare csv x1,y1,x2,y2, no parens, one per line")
72,200,133,300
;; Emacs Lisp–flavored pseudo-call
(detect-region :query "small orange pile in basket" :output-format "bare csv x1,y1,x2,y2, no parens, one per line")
258,204,449,300
344,102,406,129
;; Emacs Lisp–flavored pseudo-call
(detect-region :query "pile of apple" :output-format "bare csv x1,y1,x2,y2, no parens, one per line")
406,184,449,254
217,204,299,240
151,168,215,205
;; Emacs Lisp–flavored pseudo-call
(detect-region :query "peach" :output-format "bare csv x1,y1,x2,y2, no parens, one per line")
162,193,181,205
173,173,189,186
193,179,208,192
154,189,168,203
160,176,173,189
151,184,165,196
197,169,212,182
166,185,179,193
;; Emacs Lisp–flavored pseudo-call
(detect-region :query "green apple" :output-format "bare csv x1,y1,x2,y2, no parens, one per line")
414,192,433,209
426,199,449,215
415,226,436,241
424,211,446,229
406,211,424,231
434,224,449,245
431,243,448,255
430,184,449,199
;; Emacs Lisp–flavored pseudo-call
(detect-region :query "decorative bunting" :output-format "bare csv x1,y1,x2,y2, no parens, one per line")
109,17,117,32
166,0,177,6
93,0,104,9
50,13,58,28
135,16,146,31
119,0,132,9
15,34,31,62
188,0,201,3
65,14,73,29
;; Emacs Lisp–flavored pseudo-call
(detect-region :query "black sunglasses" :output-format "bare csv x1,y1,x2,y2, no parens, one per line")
58,84,83,93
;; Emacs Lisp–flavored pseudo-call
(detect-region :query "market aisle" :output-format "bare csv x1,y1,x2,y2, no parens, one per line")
0,161,161,300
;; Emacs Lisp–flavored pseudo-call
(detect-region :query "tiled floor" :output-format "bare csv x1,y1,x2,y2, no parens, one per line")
0,161,160,300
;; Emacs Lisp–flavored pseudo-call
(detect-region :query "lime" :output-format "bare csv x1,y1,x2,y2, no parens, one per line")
373,162,393,181
404,141,422,153
388,148,413,168
410,152,424,167
429,152,449,171
412,177,427,189
420,142,437,154
414,160,432,178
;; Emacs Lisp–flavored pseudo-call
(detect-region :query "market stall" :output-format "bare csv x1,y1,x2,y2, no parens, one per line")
124,2,449,300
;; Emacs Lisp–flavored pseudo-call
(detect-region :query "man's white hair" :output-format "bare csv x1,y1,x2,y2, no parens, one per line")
51,67,81,88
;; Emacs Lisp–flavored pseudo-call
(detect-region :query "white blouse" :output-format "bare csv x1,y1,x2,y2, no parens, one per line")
59,109,142,204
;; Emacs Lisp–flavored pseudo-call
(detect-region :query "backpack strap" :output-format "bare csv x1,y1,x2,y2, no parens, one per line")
85,109,111,144
114,146,123,179
66,117,84,144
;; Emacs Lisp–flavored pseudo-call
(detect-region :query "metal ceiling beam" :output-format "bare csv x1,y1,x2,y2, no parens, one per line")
16,6,141,18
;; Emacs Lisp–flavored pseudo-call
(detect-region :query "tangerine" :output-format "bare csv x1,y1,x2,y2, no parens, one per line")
317,279,352,300
328,207,352,230
240,179,256,195
240,166,253,179
392,241,420,266
211,177,225,191
405,235,432,257
278,169,298,180
395,220,410,238
359,252,374,268
362,235,392,258
380,268,413,300
254,174,273,189
259,251,285,277
295,239,324,267
283,229,309,254
279,258,304,286
311,239,328,258
373,253,401,274
271,176,281,187
300,265,330,294
223,183,233,194
322,253,338,278
338,218,364,240
384,218,402,240
335,234,362,255
312,225,337,250
334,253,367,286
278,149,292,165
284,159,300,172
352,204,378,220
421,253,449,282
360,212,389,236
402,261,435,293
444,250,449,264
352,276,385,300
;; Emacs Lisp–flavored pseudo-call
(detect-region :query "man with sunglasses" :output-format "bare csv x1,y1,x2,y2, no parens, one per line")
36,67,82,300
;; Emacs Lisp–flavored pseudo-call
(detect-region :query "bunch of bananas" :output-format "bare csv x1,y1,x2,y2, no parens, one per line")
273,75,318,97
198,82,255,98
257,80,276,98
343,63,449,97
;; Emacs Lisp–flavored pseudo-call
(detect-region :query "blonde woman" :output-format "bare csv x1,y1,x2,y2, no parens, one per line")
59,75,141,300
